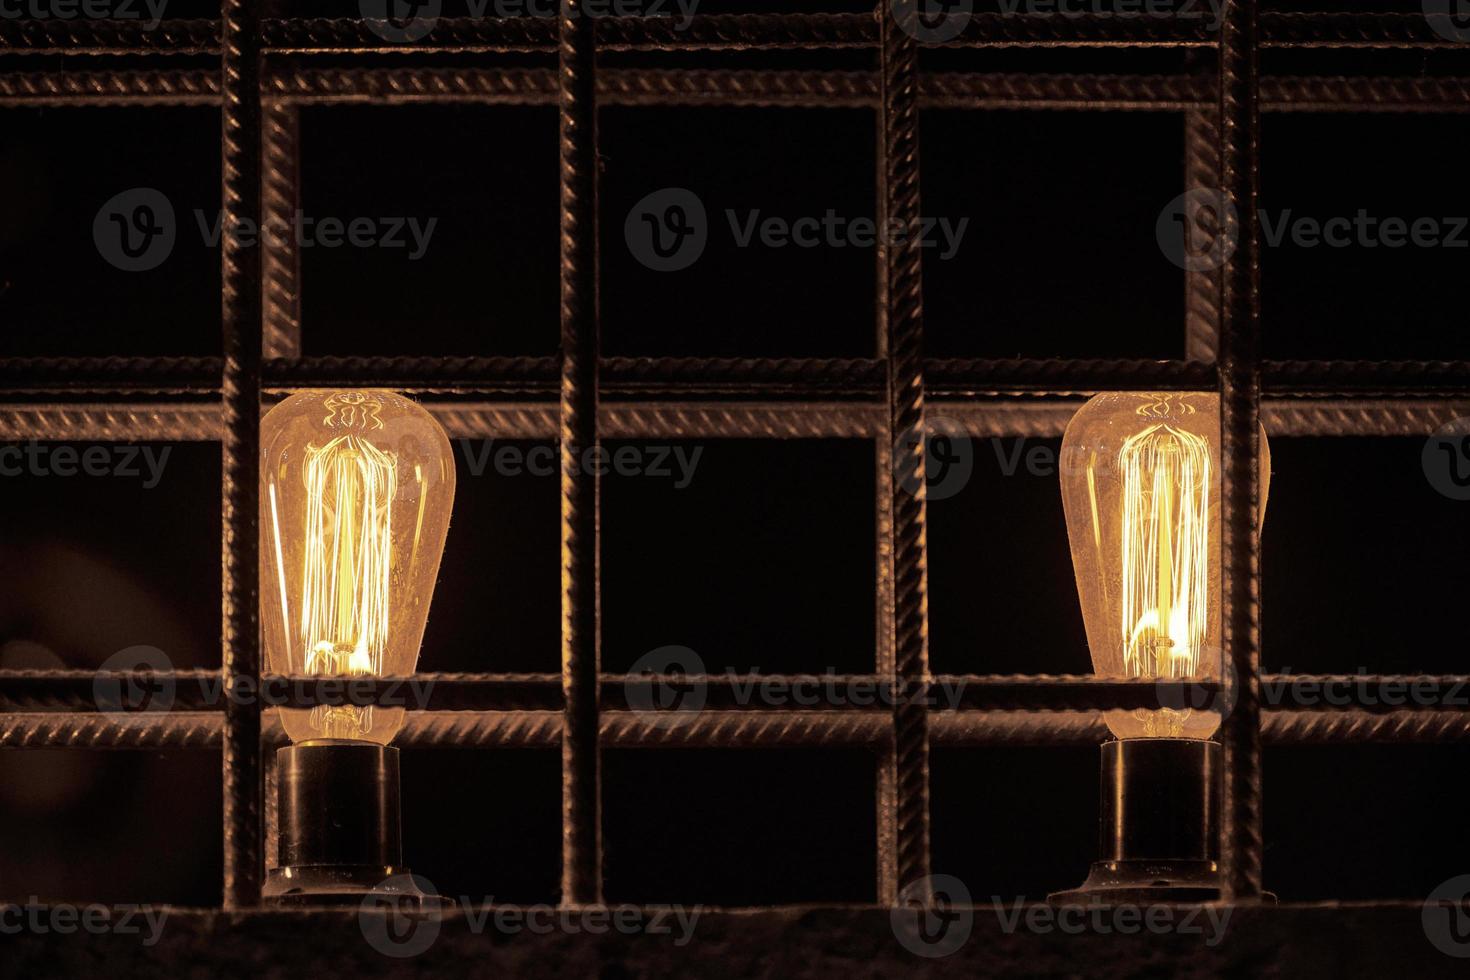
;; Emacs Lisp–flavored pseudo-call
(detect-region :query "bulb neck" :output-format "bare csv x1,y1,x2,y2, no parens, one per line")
263,740,422,906
1051,737,1221,904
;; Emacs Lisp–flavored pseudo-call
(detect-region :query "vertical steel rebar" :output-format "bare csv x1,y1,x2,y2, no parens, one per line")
220,0,264,909
1183,107,1220,363
263,98,303,360
1217,0,1265,902
559,0,602,906
874,96,899,906
882,0,932,893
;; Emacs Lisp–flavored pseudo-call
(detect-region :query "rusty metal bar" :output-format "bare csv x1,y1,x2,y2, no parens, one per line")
558,0,602,907
9,355,1470,397
883,0,932,893
873,78,899,907
11,68,1470,112
1184,104,1220,362
220,0,265,909
6,704,1470,750
1,397,1467,441
8,671,1470,712
262,100,303,359
1218,0,1265,903
1,13,1462,57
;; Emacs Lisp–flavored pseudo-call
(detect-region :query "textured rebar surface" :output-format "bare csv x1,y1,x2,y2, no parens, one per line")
0,17,217,53
11,66,1470,111
558,0,601,907
5,705,1468,749
6,355,1470,398
0,70,220,105
262,101,302,360
1184,107,1220,362
883,2,932,893
3,396,1469,441
8,66,1470,111
220,0,264,909
874,110,898,904
1218,0,1265,903
8,670,1468,711
0,12,1461,56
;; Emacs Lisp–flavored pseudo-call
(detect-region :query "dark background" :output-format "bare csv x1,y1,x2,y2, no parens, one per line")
2,0,1470,909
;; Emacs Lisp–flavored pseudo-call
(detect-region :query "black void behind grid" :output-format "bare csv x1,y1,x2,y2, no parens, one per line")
1,0,1470,928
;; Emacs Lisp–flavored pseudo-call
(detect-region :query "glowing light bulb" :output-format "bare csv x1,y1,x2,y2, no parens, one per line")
260,389,455,744
1059,392,1269,739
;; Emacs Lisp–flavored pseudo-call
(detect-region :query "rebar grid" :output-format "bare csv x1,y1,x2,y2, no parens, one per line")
0,7,1465,913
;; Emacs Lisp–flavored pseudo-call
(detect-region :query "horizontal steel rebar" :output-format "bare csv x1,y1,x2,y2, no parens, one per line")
0,397,1466,440
6,357,1470,401
2,14,1459,56
3,707,1468,749
4,672,1468,712
6,68,1470,111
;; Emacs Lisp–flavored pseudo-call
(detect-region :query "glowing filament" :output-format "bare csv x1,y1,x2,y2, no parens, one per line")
298,435,396,678
1117,423,1210,682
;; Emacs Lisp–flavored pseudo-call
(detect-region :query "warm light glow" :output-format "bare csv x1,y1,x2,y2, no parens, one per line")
1118,420,1210,682
261,389,455,744
1060,392,1269,739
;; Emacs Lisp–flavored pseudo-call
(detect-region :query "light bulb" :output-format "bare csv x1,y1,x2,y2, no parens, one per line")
260,389,455,744
1059,392,1269,739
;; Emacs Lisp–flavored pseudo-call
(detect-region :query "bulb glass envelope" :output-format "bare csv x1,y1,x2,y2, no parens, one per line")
1059,392,1269,740
260,389,455,745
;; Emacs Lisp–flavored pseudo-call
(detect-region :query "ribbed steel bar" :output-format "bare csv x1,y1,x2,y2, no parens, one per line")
262,100,302,359
6,705,1469,749
0,17,217,54
3,396,1468,441
1,13,1462,57
883,1,932,893
874,93,898,908
1218,0,1264,903
0,712,226,748
256,10,1470,51
1184,103,1220,362
0,70,220,106
1265,11,1460,48
558,0,601,907
220,0,264,909
9,671,1469,713
10,356,1470,398
0,670,224,711
11,68,1470,112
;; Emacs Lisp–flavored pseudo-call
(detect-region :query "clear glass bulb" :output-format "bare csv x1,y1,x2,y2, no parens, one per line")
260,389,455,745
1059,392,1270,740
